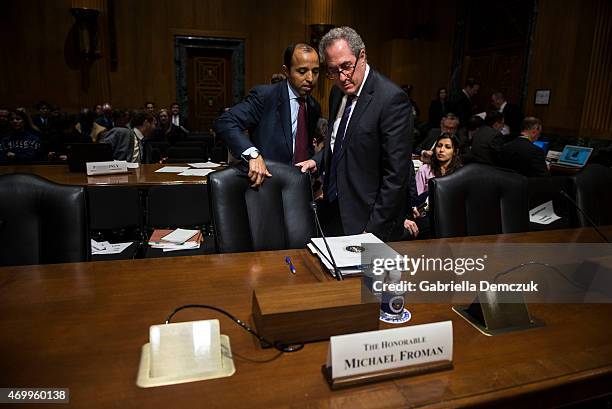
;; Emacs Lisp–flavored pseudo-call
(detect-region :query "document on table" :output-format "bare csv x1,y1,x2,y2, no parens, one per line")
91,239,133,255
530,200,561,224
178,169,216,176
155,166,190,173
188,162,221,168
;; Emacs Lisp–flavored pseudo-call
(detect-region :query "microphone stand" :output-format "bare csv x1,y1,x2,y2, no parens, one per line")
560,190,610,243
310,201,344,281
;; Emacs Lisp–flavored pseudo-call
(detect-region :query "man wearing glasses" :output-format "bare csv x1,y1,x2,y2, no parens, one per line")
297,26,413,241
214,43,321,187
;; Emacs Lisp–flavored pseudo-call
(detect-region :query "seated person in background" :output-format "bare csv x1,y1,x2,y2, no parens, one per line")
484,110,510,140
99,110,156,163
72,109,107,143
404,133,462,238
144,101,156,115
154,108,187,145
498,116,548,177
0,108,10,138
170,102,189,133
270,73,286,84
112,109,131,129
0,110,42,162
96,102,114,130
462,115,504,165
415,113,466,161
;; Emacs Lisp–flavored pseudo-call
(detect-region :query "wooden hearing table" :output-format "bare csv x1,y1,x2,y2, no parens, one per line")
0,163,223,186
1,228,611,408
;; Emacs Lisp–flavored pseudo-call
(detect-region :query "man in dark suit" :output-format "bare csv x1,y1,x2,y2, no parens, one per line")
99,111,156,163
462,115,504,166
297,27,413,241
498,117,548,177
450,78,480,127
491,91,523,136
214,43,321,187
170,102,189,133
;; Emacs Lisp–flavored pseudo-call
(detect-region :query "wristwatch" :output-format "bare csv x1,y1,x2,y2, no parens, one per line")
245,149,260,161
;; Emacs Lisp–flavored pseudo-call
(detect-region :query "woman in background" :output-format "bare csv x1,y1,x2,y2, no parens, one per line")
428,87,449,129
404,132,462,238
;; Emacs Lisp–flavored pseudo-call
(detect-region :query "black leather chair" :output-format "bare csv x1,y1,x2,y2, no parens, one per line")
429,164,530,238
0,174,89,266
144,183,213,257
208,160,316,253
570,164,612,227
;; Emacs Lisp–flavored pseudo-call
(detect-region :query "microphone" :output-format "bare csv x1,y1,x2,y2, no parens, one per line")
309,201,343,281
559,190,610,243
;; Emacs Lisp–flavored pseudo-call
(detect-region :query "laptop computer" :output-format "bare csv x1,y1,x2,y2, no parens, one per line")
551,145,593,169
67,143,114,172
533,140,549,154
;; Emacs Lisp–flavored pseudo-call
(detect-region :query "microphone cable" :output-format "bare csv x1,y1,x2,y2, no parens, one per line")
560,190,610,243
165,304,304,353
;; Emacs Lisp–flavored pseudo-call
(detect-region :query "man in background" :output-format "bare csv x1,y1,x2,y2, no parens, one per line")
99,111,156,163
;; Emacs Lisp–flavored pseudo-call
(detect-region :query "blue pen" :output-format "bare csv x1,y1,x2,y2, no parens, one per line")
285,256,297,274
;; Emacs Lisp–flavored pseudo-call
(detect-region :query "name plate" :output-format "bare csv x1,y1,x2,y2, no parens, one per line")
86,160,129,176
326,321,453,382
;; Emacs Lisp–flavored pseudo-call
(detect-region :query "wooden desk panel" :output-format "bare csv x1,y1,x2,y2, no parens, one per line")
0,163,219,186
1,229,611,408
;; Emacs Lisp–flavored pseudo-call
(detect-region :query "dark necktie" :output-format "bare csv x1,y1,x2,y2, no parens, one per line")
293,97,308,164
324,94,355,202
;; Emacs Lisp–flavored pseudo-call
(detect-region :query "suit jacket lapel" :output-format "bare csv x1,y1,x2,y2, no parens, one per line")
278,81,293,159
337,71,376,163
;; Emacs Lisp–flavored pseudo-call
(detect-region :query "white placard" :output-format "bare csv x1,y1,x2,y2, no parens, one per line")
86,160,128,176
530,200,561,225
326,321,453,379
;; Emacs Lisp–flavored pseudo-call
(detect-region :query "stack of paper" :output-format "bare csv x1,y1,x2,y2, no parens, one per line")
188,161,221,168
148,228,202,252
308,233,400,277
91,239,133,255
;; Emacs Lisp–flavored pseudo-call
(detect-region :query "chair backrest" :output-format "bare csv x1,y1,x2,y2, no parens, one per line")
208,160,316,253
0,173,89,266
146,183,211,229
571,164,612,227
87,186,141,231
429,164,529,238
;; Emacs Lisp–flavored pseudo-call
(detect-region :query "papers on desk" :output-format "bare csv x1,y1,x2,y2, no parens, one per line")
309,233,401,277
188,161,221,168
530,200,561,225
155,166,191,173
91,239,133,255
178,168,216,177
149,229,202,252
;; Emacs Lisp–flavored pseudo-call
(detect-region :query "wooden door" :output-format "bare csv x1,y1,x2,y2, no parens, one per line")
187,49,232,132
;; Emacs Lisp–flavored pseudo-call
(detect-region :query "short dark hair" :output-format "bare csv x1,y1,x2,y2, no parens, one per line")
467,115,484,131
484,110,504,127
491,91,505,100
144,101,155,108
465,78,480,88
283,43,318,69
170,102,179,108
522,116,542,131
131,110,155,128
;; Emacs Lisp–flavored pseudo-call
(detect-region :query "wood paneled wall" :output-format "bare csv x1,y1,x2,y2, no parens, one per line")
0,0,381,113
1,0,610,140
526,0,612,139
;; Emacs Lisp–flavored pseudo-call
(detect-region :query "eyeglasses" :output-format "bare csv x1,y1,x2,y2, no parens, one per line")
325,54,362,80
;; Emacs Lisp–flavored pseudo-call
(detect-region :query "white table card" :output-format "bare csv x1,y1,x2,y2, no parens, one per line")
326,321,453,379
86,160,128,176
